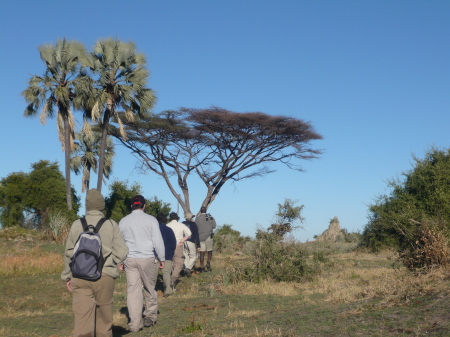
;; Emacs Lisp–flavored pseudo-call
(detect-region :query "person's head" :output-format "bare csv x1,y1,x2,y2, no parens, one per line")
131,195,146,210
200,206,207,214
156,212,167,224
169,212,180,221
86,189,105,212
184,212,195,221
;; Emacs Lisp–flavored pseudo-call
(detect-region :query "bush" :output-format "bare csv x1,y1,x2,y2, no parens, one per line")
360,147,450,270
214,224,252,255
226,230,320,283
398,219,450,271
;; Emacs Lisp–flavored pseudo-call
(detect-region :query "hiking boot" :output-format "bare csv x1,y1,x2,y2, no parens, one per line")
144,317,155,327
184,268,192,277
206,261,212,271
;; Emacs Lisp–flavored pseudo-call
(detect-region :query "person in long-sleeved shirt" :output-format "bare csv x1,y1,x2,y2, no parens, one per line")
119,195,165,331
182,212,201,277
61,188,128,337
157,212,177,297
166,212,191,288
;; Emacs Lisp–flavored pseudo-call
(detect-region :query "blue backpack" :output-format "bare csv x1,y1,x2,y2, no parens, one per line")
70,217,107,281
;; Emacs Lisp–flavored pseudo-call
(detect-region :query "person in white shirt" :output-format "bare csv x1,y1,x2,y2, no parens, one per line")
166,212,191,289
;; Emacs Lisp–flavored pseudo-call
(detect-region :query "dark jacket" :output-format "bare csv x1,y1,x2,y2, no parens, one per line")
182,220,201,248
159,223,177,261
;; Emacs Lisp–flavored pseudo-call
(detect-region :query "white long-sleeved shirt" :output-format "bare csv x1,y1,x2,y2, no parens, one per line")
166,219,192,243
119,210,165,261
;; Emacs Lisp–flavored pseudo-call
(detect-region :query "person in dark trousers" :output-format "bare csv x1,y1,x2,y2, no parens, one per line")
182,212,201,277
156,212,177,297
196,206,217,272
61,188,129,337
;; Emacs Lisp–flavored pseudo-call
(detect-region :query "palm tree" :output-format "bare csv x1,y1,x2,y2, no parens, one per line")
86,38,156,192
22,39,87,210
71,129,115,193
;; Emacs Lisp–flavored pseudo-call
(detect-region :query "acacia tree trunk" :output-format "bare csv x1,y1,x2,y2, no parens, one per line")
62,112,73,210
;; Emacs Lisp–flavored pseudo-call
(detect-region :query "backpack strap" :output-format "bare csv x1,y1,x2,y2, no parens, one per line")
94,218,107,233
80,217,89,231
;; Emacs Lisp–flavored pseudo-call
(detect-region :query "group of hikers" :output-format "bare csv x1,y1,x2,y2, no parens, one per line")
61,188,217,336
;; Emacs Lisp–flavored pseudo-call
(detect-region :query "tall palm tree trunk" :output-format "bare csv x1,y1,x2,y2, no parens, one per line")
97,109,111,192
63,113,73,210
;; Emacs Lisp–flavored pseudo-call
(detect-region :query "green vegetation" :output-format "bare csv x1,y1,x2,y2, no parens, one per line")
266,198,304,238
360,147,450,270
71,129,115,193
104,179,171,222
0,160,79,229
214,224,252,255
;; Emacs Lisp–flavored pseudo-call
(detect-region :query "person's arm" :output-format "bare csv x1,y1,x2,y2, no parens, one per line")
167,228,177,254
178,223,192,246
111,221,129,263
61,221,78,283
151,219,166,261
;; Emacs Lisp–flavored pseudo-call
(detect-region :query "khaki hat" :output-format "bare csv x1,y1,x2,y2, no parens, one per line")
185,212,194,219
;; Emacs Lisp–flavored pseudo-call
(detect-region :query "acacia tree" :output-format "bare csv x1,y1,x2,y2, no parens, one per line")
112,107,322,215
83,38,156,192
22,39,87,210
71,130,115,193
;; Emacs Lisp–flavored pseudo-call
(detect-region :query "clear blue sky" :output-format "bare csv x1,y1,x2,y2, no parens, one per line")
1,1,449,241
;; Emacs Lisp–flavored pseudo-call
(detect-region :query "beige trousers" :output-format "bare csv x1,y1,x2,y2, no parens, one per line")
171,245,184,285
183,241,197,270
124,258,159,332
162,260,173,295
71,274,115,337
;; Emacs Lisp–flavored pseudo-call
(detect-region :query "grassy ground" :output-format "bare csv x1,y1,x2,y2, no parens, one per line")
1,229,450,336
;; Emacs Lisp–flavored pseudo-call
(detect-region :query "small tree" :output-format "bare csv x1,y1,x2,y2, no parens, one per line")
104,179,170,222
0,161,80,228
267,199,305,238
71,130,115,192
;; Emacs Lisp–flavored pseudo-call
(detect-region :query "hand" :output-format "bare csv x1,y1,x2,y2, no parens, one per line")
118,263,124,271
178,241,184,246
197,247,201,251
66,280,72,292
159,261,165,269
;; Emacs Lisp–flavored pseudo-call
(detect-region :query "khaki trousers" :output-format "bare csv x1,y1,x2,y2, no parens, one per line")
183,241,197,270
162,260,173,295
71,274,115,337
171,245,184,286
124,258,159,332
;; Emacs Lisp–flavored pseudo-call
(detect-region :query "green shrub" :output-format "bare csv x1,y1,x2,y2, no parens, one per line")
360,147,450,271
226,230,320,283
214,224,252,255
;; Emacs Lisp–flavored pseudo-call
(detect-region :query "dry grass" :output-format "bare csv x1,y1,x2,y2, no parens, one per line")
0,247,63,276
217,250,450,311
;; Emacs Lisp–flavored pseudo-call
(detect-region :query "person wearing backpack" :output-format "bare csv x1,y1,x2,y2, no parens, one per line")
61,188,129,337
119,195,166,332
196,206,217,272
